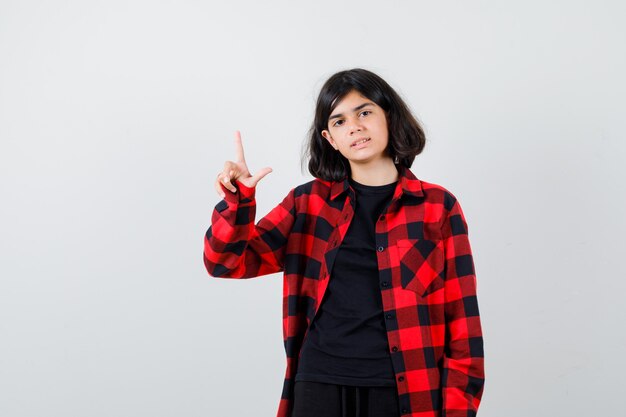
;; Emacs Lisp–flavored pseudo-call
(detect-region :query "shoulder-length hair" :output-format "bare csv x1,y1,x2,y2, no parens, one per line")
302,68,426,181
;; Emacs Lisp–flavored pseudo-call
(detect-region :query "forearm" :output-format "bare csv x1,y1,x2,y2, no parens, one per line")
203,180,295,279
440,197,485,415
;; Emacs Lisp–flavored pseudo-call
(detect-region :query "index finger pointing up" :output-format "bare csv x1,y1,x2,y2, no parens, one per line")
234,130,246,163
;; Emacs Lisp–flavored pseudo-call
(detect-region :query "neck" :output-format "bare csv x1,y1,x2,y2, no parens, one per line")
349,158,399,186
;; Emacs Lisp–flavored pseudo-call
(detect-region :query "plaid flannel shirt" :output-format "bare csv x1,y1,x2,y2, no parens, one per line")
203,165,485,417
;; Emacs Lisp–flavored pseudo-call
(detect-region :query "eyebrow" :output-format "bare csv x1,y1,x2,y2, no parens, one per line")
329,102,375,120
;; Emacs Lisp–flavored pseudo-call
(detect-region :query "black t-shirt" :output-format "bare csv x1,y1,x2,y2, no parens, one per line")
295,177,398,387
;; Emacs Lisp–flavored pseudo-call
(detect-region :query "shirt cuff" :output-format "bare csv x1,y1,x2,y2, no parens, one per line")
220,179,256,204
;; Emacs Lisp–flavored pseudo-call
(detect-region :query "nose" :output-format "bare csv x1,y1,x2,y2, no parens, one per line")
346,117,363,135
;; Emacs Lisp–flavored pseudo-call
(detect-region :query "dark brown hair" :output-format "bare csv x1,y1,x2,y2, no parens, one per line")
301,68,426,181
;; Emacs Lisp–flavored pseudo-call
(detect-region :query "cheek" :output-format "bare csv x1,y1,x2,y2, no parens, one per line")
377,122,389,139
375,117,388,132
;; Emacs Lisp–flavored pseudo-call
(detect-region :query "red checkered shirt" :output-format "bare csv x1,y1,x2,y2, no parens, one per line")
203,165,485,417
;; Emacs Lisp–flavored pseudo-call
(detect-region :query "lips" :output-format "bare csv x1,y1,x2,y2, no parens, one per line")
351,137,370,147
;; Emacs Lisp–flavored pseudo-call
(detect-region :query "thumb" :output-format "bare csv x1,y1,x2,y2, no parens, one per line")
249,167,273,186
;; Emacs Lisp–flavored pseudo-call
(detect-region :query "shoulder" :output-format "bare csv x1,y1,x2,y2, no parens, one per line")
291,177,332,198
413,179,471,236
276,178,331,215
418,178,461,212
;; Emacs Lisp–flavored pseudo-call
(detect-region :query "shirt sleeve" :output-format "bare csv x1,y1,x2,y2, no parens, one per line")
203,179,296,279
440,195,485,417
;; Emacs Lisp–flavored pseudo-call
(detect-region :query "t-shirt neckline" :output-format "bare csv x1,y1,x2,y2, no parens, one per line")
348,177,398,195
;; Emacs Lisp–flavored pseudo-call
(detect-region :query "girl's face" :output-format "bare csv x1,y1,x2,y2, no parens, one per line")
321,89,390,167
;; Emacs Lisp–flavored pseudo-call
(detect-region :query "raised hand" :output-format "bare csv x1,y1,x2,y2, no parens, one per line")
214,130,273,198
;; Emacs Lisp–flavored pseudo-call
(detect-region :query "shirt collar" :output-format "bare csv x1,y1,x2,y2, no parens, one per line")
330,165,424,201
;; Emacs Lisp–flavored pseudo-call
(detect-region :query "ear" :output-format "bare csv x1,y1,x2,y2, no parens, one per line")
321,129,337,150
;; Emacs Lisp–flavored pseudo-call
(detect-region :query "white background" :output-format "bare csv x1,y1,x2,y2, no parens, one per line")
1,1,625,416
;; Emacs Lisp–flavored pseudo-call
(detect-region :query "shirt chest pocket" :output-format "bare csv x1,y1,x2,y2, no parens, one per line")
394,238,445,297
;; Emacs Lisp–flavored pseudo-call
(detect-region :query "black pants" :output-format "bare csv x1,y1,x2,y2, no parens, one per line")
291,381,400,417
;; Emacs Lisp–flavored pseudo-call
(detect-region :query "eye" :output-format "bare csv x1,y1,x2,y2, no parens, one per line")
360,110,371,117
332,119,344,127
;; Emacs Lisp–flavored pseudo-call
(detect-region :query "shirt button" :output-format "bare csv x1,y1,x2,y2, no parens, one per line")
377,246,384,252
398,376,405,382
385,313,393,319
391,346,398,352
381,281,389,287
401,408,408,413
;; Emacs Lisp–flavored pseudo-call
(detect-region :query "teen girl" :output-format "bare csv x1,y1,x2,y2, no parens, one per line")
204,68,485,417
